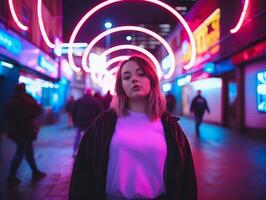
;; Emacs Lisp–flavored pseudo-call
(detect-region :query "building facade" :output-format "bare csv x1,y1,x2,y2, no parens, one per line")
158,0,266,133
0,0,71,129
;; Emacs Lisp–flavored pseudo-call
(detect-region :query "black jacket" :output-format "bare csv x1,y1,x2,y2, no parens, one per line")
190,95,210,116
5,92,42,142
69,109,197,200
72,95,102,130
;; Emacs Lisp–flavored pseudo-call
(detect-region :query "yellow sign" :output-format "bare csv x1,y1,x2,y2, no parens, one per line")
183,8,221,63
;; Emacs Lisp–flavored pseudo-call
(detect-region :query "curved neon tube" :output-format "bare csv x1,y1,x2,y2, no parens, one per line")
37,0,55,48
8,0,28,31
101,44,163,79
68,0,196,75
90,56,129,84
230,0,249,34
105,55,130,68
82,26,169,78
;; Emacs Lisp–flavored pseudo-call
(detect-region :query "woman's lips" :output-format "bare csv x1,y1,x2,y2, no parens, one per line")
132,85,141,90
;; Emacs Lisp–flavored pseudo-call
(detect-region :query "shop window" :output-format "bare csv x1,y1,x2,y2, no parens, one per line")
257,71,266,112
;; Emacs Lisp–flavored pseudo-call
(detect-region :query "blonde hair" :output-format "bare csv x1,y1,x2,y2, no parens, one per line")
111,55,166,120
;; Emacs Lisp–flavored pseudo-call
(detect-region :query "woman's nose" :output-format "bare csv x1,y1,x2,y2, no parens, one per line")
132,77,138,83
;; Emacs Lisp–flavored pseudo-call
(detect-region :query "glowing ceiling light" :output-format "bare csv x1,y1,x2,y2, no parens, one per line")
162,83,172,92
0,61,14,69
68,0,196,75
191,78,222,90
82,27,168,77
126,35,132,41
230,0,249,34
101,44,163,78
37,0,55,48
104,21,113,29
8,0,29,31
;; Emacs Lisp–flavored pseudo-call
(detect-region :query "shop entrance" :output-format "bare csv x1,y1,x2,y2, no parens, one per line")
224,73,237,128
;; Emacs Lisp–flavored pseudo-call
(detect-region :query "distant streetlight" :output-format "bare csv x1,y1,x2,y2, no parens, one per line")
126,35,132,41
104,21,112,49
104,21,112,29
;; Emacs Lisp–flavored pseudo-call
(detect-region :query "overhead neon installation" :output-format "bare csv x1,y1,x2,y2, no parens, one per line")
101,44,163,79
68,0,196,76
105,55,130,68
8,0,29,31
230,0,249,34
82,26,169,78
91,56,129,85
37,0,55,48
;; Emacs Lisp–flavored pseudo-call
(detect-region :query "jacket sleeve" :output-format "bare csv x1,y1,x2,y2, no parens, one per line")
69,124,96,200
179,126,198,200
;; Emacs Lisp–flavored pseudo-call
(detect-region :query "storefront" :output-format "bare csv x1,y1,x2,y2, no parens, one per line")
159,0,266,132
0,22,63,125
232,40,266,131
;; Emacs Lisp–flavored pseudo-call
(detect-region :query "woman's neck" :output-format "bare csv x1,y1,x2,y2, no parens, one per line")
128,98,146,113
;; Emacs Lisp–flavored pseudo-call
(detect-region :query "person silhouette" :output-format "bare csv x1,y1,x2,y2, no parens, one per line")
190,90,210,135
5,83,46,185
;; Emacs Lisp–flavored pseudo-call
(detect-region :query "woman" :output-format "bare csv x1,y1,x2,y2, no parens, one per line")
69,56,197,200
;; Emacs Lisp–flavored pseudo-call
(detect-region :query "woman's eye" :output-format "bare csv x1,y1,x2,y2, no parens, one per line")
138,72,146,76
123,76,130,80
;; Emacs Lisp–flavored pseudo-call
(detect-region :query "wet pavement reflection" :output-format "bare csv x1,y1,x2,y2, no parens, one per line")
1,115,266,200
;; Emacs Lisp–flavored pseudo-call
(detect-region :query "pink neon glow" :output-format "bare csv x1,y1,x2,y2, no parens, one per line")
90,56,129,84
101,45,163,79
230,0,249,34
8,0,28,31
37,0,55,48
82,27,168,78
68,0,196,76
105,55,130,68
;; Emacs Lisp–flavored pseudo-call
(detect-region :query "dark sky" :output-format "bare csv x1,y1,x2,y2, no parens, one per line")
62,0,181,47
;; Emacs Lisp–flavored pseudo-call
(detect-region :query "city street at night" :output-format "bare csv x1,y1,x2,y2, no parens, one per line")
1,0,266,199
1,115,266,200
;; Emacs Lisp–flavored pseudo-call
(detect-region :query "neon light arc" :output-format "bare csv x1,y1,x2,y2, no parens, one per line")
37,0,55,48
82,27,167,77
230,0,249,34
101,44,163,79
8,0,29,31
68,0,196,76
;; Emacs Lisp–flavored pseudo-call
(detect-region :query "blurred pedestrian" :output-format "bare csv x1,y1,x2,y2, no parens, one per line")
94,91,104,109
165,91,176,114
65,95,75,128
103,91,113,110
190,90,210,135
71,89,102,157
69,55,197,200
5,83,46,185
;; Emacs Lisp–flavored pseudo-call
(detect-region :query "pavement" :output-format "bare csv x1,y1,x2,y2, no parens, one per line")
0,114,266,200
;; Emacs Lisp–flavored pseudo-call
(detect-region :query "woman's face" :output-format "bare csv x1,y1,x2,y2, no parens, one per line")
121,60,151,100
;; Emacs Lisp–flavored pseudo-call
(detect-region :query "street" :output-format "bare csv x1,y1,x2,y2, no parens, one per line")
1,115,266,200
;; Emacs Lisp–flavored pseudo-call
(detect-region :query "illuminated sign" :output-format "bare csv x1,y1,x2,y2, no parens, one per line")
38,55,56,74
182,8,221,68
0,28,22,54
257,71,266,112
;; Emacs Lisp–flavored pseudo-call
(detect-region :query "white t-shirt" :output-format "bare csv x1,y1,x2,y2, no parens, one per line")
106,110,167,199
